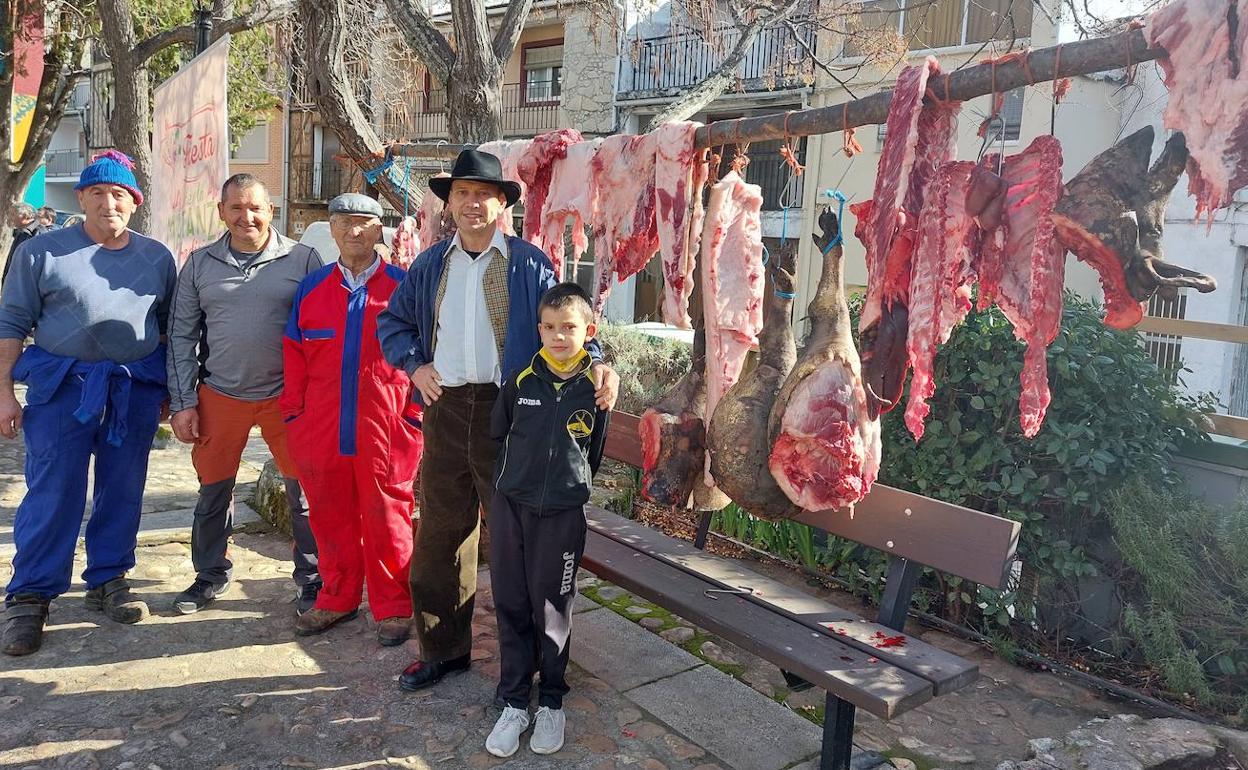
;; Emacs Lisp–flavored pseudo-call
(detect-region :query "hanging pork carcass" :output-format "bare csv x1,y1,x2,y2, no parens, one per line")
639,328,711,506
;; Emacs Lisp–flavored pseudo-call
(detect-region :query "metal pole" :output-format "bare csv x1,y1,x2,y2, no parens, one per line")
388,28,1162,158
194,7,212,55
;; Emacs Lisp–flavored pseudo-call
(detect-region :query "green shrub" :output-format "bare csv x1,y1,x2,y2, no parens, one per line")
1109,480,1248,717
596,322,691,415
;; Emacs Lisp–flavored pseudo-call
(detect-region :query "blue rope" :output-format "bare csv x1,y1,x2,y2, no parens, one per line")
774,289,797,299
822,190,847,256
401,160,412,219
362,153,395,185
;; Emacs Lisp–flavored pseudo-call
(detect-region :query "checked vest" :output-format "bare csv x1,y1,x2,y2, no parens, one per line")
432,245,510,361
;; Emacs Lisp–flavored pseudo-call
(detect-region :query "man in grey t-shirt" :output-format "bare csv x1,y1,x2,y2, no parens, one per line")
166,174,324,615
0,151,176,656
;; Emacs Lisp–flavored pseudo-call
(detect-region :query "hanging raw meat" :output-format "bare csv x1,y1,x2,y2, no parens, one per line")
639,328,710,506
1146,0,1248,218
701,170,765,486
976,135,1065,438
1051,126,1216,329
589,134,660,315
390,216,419,269
903,161,1004,441
415,173,456,252
856,57,962,418
517,128,583,271
653,121,704,329
540,138,602,278
707,243,800,520
769,209,881,512
479,139,530,236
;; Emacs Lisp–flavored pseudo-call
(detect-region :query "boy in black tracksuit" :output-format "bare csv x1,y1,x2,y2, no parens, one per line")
485,283,609,758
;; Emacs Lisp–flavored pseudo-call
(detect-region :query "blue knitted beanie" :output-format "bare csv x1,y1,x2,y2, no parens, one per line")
75,150,144,205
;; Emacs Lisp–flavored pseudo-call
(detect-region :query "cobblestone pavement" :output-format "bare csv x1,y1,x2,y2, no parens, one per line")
0,403,1140,770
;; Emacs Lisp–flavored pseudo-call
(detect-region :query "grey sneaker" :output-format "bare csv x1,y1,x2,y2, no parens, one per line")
485,706,530,758
529,706,566,755
173,579,229,615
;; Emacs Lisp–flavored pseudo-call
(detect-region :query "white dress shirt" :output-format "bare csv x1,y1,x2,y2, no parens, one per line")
338,255,381,291
433,229,509,386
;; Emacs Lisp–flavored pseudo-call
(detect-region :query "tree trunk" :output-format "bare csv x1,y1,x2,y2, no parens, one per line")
97,0,153,232
300,0,422,211
447,60,503,144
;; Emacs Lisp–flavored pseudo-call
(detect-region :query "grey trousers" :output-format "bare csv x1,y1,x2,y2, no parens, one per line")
191,476,319,586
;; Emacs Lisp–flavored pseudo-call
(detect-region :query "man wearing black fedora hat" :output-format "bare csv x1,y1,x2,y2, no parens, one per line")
378,149,619,691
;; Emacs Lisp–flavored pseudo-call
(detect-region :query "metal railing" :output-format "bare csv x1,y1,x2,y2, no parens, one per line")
44,148,85,177
382,83,561,141
619,22,817,96
290,161,353,201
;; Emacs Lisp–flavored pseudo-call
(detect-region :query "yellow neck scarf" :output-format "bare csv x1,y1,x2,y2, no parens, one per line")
539,347,588,377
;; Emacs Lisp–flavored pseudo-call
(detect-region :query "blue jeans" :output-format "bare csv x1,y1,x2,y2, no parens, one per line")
6,376,165,600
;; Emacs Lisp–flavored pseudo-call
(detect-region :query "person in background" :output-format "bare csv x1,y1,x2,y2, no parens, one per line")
37,207,56,230
283,193,422,647
166,174,324,615
62,214,85,229
377,149,619,692
484,282,610,758
0,151,176,656
3,203,44,283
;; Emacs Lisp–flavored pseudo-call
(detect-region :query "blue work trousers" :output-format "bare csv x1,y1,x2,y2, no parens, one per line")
6,377,164,600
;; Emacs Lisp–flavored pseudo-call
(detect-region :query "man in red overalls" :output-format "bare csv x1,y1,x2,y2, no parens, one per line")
281,193,423,646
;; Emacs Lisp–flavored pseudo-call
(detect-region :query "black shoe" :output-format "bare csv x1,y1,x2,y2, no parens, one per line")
2,595,49,656
85,578,150,624
295,583,320,617
173,579,229,615
398,653,472,691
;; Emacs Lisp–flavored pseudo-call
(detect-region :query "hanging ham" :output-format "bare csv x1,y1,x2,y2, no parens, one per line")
653,121,704,329
707,243,800,520
589,134,661,315
540,138,602,278
769,209,881,512
639,328,711,506
517,129,583,273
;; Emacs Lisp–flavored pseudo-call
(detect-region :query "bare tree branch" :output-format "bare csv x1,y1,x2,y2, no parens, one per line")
383,0,455,81
493,0,535,61
131,0,296,64
451,0,494,70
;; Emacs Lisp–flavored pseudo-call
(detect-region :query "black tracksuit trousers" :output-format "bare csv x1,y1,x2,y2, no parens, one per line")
488,491,587,709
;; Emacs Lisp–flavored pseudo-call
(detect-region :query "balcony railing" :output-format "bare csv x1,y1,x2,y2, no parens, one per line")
382,83,561,142
290,161,354,202
44,148,85,177
618,22,816,97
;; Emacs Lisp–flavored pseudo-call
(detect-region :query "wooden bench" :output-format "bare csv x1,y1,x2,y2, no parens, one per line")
580,411,1021,770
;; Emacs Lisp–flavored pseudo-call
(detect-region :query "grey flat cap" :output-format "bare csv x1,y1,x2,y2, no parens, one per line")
328,193,384,218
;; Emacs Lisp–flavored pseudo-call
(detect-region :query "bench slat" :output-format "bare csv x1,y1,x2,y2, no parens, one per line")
603,411,1020,589
582,531,934,719
587,507,979,696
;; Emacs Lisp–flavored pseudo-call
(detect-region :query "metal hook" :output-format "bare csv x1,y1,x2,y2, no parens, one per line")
435,139,448,172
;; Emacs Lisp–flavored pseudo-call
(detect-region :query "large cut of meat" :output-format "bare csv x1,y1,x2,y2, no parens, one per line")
415,172,456,252
769,209,881,512
903,161,985,442
976,135,1065,438
639,328,710,506
478,139,531,236
707,243,800,520
540,138,602,278
390,215,419,269
701,170,765,487
517,128,583,272
589,134,660,315
1147,0,1248,218
856,57,962,418
653,121,704,329
1051,126,1216,328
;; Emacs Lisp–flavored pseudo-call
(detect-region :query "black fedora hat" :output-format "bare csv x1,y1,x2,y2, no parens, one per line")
429,149,522,207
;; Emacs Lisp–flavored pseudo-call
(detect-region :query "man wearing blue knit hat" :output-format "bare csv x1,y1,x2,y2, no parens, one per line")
0,151,177,656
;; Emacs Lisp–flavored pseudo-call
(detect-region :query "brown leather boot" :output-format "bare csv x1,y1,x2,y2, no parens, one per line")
2,595,49,656
377,617,411,647
84,577,149,624
294,607,359,636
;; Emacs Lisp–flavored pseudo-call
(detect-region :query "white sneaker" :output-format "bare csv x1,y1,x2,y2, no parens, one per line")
529,706,567,755
485,705,530,758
